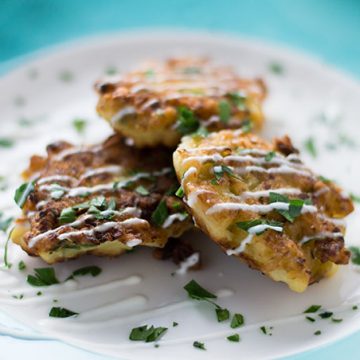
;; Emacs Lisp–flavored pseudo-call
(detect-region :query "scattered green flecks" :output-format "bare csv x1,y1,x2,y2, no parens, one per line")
58,70,74,82
260,326,273,335
216,307,230,322
318,311,333,319
135,185,149,196
268,62,284,75
49,307,78,318
172,321,178,327
227,334,240,342
12,294,24,300
129,325,168,342
218,100,231,123
353,305,358,311
241,119,253,133
265,151,276,162
175,186,184,198
332,318,343,323
349,247,360,265
36,291,42,296
18,261,26,271
314,330,321,336
27,267,59,287
350,193,360,203
230,313,245,328
193,341,206,350
304,305,322,314
0,138,14,148
72,118,87,134
306,316,316,323
105,66,118,75
66,266,102,280
176,106,199,135
151,200,169,226
304,137,317,158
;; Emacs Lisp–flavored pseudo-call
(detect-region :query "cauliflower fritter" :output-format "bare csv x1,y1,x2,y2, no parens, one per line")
173,130,353,292
12,135,192,264
95,58,266,147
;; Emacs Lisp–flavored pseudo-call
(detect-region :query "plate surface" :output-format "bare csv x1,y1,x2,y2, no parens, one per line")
0,31,359,360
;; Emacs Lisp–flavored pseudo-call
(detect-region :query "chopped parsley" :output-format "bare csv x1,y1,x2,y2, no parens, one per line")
269,192,311,223
349,247,360,265
18,261,26,271
184,280,217,300
36,291,42,296
260,326,267,335
14,181,35,208
230,313,245,328
350,193,360,203
314,330,321,336
193,341,206,350
353,305,358,311
72,118,87,134
319,311,333,319
59,207,76,224
151,200,169,226
172,321,178,327
49,307,78,318
306,316,315,322
129,325,167,342
0,212,13,232
218,100,231,123
265,151,276,162
318,175,332,184
192,126,209,138
268,62,284,75
304,137,317,158
12,294,24,300
0,138,14,148
227,334,240,342
216,308,230,322
241,119,253,133
105,66,118,75
175,186,184,198
228,92,246,111
304,305,321,313
27,267,59,287
236,219,283,235
135,185,149,196
332,318,343,323
66,266,102,280
176,106,199,135
211,165,237,184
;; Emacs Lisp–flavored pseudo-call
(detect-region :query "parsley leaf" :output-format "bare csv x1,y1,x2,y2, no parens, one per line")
306,316,315,322
18,261,26,271
227,334,240,342
332,318,343,323
304,137,317,158
14,181,35,208
230,313,245,328
66,266,102,280
268,62,284,75
216,308,230,322
184,280,217,300
211,165,237,184
59,207,76,224
228,92,246,110
176,106,199,135
151,200,169,226
241,119,253,133
350,193,360,203
304,305,322,313
349,247,360,265
129,325,167,342
27,268,59,287
265,151,276,162
218,100,231,123
319,311,333,319
0,138,14,148
175,186,184,198
193,341,206,350
49,307,78,318
236,219,283,234
72,118,87,134
314,330,321,336
135,185,149,196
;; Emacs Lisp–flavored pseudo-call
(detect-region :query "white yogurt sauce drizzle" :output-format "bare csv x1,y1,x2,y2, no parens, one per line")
175,252,200,275
162,213,188,228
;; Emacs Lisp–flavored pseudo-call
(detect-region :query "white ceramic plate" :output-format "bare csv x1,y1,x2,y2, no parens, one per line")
0,30,359,360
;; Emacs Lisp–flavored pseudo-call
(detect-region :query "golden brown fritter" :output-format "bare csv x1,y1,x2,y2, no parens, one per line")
95,58,266,148
173,130,354,292
12,135,192,264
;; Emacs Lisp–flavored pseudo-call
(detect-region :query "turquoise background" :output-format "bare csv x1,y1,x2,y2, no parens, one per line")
0,0,359,359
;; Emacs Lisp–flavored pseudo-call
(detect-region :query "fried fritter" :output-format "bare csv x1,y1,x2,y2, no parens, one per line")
173,130,354,292
95,58,266,148
12,135,192,264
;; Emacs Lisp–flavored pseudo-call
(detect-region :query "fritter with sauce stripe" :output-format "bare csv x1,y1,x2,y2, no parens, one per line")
12,135,193,264
95,58,266,147
173,130,353,292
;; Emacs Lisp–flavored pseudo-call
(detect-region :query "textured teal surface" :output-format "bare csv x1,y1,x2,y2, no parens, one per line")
0,1,359,359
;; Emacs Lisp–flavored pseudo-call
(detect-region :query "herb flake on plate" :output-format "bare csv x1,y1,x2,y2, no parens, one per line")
227,334,240,342
14,181,35,208
49,307,78,318
176,106,199,135
129,325,167,342
27,267,59,287
151,200,169,226
304,305,322,313
193,341,206,350
66,266,102,280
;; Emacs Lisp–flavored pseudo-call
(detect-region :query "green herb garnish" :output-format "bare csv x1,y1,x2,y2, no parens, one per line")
66,266,102,280
260,326,267,334
129,325,168,342
27,268,59,287
319,311,333,319
228,92,246,110
59,207,76,224
350,193,360,203
265,151,276,162
151,200,169,226
18,261,26,271
216,308,230,322
227,334,240,342
72,118,87,134
36,291,42,296
218,100,231,123
211,165,237,184
241,119,253,133
193,341,206,350
304,137,317,158
349,247,360,265
176,106,199,135
175,186,184,198
236,219,283,234
353,305,358,310
135,185,149,196
268,62,284,75
59,70,74,82
184,280,217,300
231,313,245,328
314,330,321,336
49,307,78,318
14,181,35,208
306,316,315,322
173,321,178,327
304,305,322,313
332,318,343,323
0,138,14,148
